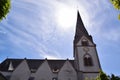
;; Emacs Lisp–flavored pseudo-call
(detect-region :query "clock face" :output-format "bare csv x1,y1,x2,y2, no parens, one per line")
83,47,89,52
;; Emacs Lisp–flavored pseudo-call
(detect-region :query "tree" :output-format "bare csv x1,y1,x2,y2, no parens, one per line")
110,0,120,20
96,70,109,80
110,0,120,10
0,0,11,21
110,74,120,80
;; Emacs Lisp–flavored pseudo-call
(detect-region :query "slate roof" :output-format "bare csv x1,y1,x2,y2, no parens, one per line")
0,58,75,72
48,60,74,71
74,11,93,44
0,58,23,71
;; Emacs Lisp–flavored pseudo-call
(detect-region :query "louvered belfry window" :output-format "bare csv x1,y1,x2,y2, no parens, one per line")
81,39,88,46
84,54,93,66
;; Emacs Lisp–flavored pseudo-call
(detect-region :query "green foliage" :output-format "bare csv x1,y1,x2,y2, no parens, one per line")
96,70,109,80
0,0,11,21
110,0,120,20
110,0,120,10
110,74,120,80
118,14,120,20
85,77,95,80
96,71,120,80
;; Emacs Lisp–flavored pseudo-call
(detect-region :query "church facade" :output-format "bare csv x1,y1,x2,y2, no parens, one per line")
0,11,101,80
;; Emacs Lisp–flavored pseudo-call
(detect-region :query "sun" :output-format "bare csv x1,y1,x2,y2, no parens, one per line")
55,4,76,31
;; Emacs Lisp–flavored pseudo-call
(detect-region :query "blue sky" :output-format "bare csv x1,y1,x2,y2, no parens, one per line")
0,0,120,75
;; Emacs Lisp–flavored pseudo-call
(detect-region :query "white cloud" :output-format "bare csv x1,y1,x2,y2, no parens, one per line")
0,0,120,75
0,30,6,34
102,28,120,41
1,0,120,62
76,0,120,43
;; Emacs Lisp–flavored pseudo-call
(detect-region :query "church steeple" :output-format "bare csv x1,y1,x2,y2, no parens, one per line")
73,11,101,80
74,11,92,44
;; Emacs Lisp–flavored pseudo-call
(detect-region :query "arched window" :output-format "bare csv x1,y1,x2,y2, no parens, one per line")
81,39,88,46
84,54,93,66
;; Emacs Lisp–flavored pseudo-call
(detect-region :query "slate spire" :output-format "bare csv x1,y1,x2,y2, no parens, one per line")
74,11,92,44
75,11,89,36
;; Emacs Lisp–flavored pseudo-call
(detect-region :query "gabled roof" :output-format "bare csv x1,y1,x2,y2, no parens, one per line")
74,11,93,44
48,60,74,71
0,58,75,72
0,58,23,71
26,59,44,71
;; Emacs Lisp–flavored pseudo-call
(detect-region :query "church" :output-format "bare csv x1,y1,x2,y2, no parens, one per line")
0,11,101,80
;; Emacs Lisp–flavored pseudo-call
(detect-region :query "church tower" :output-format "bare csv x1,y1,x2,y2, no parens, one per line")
74,11,101,80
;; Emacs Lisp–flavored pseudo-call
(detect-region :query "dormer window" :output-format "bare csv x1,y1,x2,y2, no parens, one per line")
81,39,88,46
8,61,14,71
52,66,59,73
30,69,37,73
84,54,93,66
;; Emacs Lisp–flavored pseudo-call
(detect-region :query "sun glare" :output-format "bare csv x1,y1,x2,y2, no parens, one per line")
55,5,76,30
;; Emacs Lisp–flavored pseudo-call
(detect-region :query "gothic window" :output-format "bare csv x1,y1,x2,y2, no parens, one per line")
84,54,93,66
81,39,88,46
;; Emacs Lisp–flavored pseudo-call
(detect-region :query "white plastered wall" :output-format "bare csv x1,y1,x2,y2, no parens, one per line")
75,36,100,80
34,60,53,80
58,60,77,80
10,60,31,80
